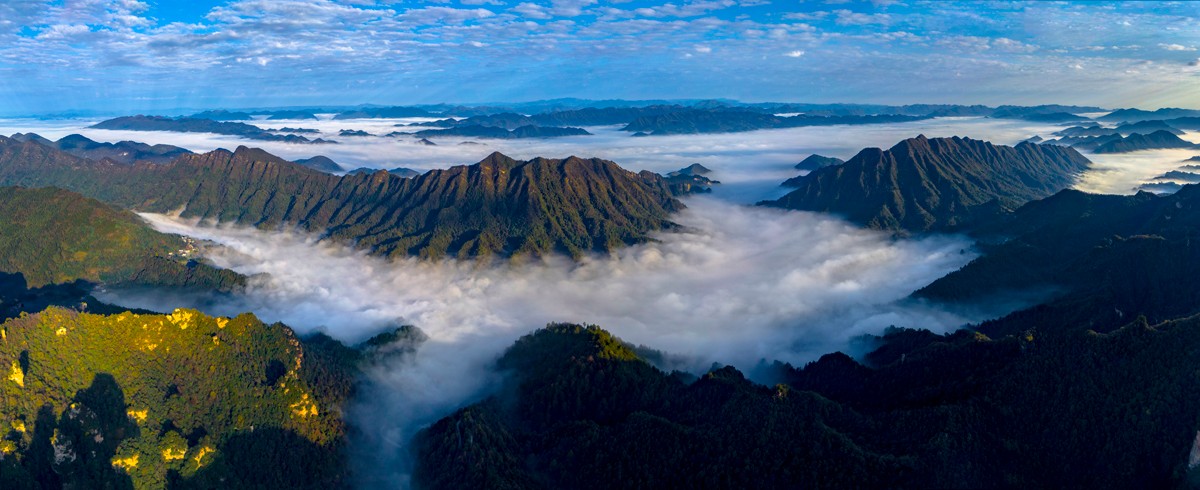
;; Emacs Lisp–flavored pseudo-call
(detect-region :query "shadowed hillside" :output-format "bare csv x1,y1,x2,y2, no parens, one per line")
764,135,1091,233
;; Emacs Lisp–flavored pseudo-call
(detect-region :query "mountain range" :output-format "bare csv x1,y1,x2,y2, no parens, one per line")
1098,107,1200,122
10,133,191,165
1092,130,1198,153
413,180,1200,490
621,109,929,135
0,136,683,260
764,135,1091,233
91,116,336,144
412,125,591,139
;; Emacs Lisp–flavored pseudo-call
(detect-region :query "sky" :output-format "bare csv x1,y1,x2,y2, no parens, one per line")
0,0,1198,115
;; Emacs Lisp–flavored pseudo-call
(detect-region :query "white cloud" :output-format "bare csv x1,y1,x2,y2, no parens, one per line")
991,37,1037,53
35,24,90,40
511,2,552,19
1161,43,1197,52
695,45,712,53
785,49,805,57
550,0,598,17
832,9,890,26
783,11,827,21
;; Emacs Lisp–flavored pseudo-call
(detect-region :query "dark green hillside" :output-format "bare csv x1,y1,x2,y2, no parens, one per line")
414,313,1200,490
0,137,683,260
414,324,907,490
765,135,1091,233
0,186,241,291
918,185,1200,330
0,308,357,489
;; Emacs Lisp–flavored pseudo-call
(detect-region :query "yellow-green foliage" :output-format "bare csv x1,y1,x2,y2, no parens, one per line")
0,307,344,489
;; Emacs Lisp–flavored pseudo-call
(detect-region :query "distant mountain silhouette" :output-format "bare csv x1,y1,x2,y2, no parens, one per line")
1093,130,1197,153
92,116,336,144
293,155,343,173
622,109,928,135
415,125,590,139
11,133,190,164
1098,107,1200,122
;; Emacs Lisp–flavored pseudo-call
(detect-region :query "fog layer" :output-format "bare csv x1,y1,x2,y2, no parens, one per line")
97,196,979,486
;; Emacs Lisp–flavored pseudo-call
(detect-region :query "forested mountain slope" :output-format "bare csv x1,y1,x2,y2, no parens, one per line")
765,135,1091,233
0,136,683,260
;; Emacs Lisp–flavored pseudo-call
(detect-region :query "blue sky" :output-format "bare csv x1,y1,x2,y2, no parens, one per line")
0,0,1197,115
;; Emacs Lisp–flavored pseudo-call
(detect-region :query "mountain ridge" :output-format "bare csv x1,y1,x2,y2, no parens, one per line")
764,135,1091,233
0,137,683,260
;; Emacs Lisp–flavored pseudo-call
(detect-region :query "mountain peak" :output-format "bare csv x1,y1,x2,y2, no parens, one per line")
228,145,295,166
479,151,519,168
0,142,680,260
766,136,1091,233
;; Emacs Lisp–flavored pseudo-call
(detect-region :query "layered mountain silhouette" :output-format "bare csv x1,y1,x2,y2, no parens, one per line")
0,136,682,259
1098,107,1200,122
1092,130,1197,153
764,135,1091,233
11,133,191,164
622,109,927,135
1114,120,1184,135
413,124,590,139
92,116,336,144
333,106,434,119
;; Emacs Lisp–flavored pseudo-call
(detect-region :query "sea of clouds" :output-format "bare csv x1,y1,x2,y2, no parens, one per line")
11,113,1195,486
104,196,978,486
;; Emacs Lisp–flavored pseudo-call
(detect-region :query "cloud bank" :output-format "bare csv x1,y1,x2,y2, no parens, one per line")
100,196,980,486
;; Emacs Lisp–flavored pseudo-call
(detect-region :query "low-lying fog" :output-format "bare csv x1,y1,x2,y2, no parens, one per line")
100,196,979,486
1074,131,1200,195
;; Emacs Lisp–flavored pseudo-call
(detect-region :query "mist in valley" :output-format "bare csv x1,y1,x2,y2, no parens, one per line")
97,195,984,486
